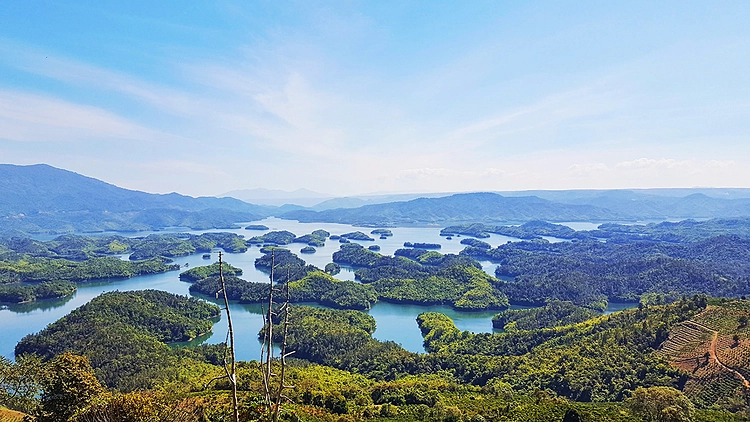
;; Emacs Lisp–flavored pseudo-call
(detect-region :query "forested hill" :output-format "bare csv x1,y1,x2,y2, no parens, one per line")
280,192,623,225
281,190,750,226
0,164,273,233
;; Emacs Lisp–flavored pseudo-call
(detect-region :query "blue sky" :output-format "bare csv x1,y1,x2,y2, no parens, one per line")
0,1,748,196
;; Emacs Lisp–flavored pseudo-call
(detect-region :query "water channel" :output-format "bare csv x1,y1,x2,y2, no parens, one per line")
0,218,634,360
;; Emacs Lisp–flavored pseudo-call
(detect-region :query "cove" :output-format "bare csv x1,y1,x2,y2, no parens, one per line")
2,217,634,361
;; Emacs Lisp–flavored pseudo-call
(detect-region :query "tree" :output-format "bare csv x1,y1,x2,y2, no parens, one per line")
204,251,239,422
0,355,43,414
738,315,749,328
36,352,104,422
259,251,294,422
627,386,695,422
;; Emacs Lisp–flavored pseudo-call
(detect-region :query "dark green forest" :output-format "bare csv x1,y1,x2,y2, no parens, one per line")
3,217,750,421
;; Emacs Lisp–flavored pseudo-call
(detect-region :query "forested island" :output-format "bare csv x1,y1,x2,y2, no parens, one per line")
2,217,750,421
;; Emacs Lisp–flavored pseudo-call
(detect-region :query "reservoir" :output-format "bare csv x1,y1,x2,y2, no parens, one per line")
0,217,631,360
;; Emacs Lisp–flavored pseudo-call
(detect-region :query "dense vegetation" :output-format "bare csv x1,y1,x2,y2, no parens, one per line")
370,229,393,236
190,271,377,310
15,290,220,390
0,232,248,261
3,290,748,421
460,235,750,309
244,224,269,230
372,266,509,310
341,231,375,241
403,242,441,249
491,300,601,331
0,256,179,284
443,221,579,239
284,297,712,403
247,230,296,245
179,261,242,282
254,248,318,282
292,229,330,246
0,281,76,303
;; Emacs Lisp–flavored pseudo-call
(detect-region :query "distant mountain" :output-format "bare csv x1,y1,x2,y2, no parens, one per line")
0,164,273,234
281,192,623,225
220,188,331,207
511,190,750,220
310,193,451,211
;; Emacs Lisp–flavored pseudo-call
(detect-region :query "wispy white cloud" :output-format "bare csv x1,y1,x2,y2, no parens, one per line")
0,90,162,142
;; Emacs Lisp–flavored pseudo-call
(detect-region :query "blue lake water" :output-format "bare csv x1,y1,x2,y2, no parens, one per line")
1,217,635,360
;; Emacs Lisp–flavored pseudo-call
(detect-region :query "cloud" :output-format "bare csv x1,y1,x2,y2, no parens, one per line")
615,158,736,173
568,162,609,176
0,90,163,142
615,158,690,170
0,42,204,117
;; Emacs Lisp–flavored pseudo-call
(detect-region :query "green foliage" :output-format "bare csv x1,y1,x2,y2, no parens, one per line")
300,246,316,254
293,229,329,247
627,386,696,422
404,242,441,249
0,256,179,285
36,352,105,422
247,230,296,245
371,229,393,236
444,221,579,240
324,262,341,275
178,262,242,282
492,301,600,331
373,266,509,310
0,354,44,414
288,271,378,310
341,231,375,241
189,276,270,302
464,235,750,308
333,243,381,267
72,391,203,422
254,248,318,282
460,238,492,249
0,281,76,303
245,224,269,230
417,312,466,352
15,291,220,390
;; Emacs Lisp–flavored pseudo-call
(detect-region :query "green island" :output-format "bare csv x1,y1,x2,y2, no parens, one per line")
247,230,297,245
403,242,441,249
0,281,76,304
4,291,748,421
245,224,270,230
460,230,750,310
370,229,393,237
292,229,330,247
179,261,243,282
3,218,750,421
341,231,375,241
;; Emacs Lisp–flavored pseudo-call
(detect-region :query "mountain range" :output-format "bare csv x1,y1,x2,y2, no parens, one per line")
0,164,272,234
4,163,750,234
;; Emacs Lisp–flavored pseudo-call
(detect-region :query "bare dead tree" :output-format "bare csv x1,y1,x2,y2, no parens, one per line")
204,251,239,422
259,252,295,422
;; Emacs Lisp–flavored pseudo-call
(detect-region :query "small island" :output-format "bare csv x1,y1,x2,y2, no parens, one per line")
341,231,375,241
370,229,393,237
403,242,441,249
244,224,270,230
368,245,381,251
300,246,316,254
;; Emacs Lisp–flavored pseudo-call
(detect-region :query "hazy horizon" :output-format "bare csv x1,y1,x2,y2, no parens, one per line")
1,1,749,197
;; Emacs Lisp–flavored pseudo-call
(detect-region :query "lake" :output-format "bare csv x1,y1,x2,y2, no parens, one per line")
0,217,633,360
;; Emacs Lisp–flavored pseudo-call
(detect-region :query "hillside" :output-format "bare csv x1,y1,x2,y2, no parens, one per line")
281,192,623,225
0,164,273,234
657,299,750,408
281,190,750,226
